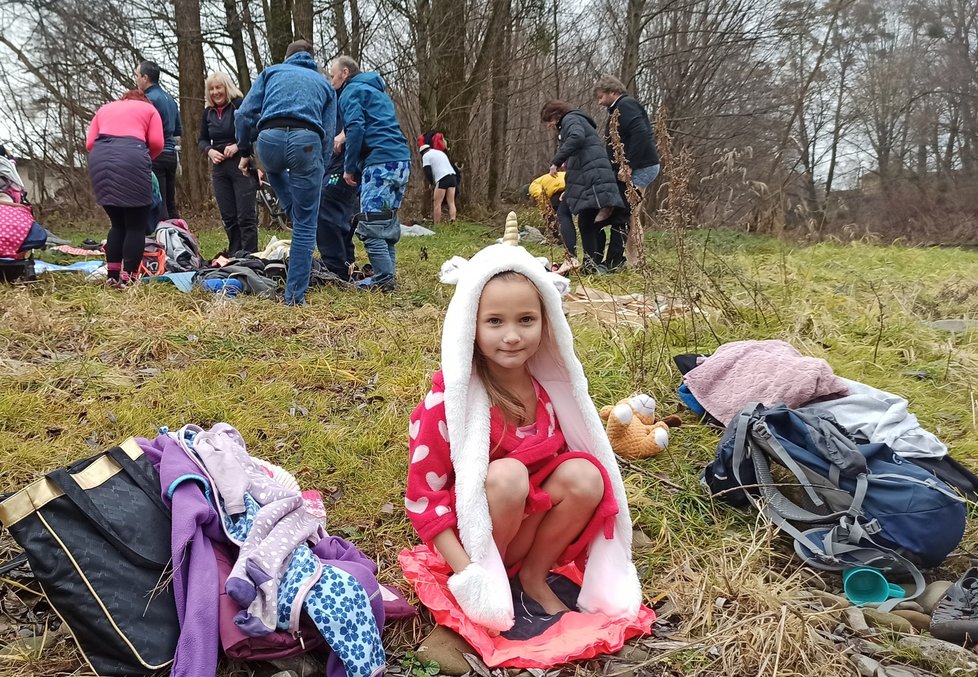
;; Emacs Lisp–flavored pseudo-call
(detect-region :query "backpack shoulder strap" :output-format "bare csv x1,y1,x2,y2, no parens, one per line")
793,524,926,611
730,404,854,525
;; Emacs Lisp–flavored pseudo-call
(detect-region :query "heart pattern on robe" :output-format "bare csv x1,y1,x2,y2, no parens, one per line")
411,444,430,463
405,496,429,514
426,472,448,491
424,390,444,409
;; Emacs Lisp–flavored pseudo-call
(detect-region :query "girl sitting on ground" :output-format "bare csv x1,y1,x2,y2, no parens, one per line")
404,222,642,631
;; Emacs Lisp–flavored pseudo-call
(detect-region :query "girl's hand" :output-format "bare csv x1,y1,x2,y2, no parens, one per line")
208,148,224,164
549,164,558,177
224,143,239,158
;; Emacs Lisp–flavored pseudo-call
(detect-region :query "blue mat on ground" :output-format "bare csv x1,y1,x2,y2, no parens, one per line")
147,272,196,293
34,260,103,274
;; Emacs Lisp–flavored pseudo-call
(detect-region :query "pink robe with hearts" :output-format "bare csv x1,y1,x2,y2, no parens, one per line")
405,371,618,569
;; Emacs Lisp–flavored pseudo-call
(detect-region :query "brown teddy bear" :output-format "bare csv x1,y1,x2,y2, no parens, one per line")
599,394,682,459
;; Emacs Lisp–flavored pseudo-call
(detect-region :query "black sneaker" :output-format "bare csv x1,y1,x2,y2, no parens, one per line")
930,566,978,646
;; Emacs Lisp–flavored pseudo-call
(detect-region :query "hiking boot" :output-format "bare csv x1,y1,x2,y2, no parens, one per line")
580,260,608,276
354,276,396,293
929,566,978,646
107,277,134,291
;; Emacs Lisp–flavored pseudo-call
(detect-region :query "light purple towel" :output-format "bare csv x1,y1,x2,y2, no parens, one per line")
684,339,849,425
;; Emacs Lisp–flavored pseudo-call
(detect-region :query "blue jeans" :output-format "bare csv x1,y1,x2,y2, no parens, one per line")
357,161,410,288
631,164,660,190
256,128,325,305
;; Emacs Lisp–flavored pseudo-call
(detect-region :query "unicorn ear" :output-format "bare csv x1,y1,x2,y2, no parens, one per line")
439,256,470,285
548,272,571,297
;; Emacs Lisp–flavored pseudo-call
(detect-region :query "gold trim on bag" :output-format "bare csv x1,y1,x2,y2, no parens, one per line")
0,438,146,527
37,511,172,670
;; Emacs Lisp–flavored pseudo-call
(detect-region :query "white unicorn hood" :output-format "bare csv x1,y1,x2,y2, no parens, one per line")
438,213,642,631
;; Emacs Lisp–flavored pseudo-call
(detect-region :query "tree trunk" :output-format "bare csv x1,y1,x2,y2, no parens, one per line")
267,0,293,63
333,0,350,54
620,0,646,89
173,0,208,208
429,0,510,183
430,0,468,168
350,0,364,62
222,0,252,91
486,0,512,206
552,0,560,97
293,0,313,43
415,0,436,124
241,0,265,73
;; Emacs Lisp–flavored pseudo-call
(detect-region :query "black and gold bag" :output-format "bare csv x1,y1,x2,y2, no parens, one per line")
0,439,178,675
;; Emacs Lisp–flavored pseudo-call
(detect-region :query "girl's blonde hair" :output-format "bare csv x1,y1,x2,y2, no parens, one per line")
473,271,553,427
204,71,244,107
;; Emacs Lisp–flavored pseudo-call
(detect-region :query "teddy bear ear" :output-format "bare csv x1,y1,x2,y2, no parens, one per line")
546,272,571,297
439,256,470,285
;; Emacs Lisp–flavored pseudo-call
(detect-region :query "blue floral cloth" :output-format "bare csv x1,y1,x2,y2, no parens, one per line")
224,494,385,677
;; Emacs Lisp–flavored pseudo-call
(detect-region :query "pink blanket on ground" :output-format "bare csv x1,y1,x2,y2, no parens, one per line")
684,340,849,425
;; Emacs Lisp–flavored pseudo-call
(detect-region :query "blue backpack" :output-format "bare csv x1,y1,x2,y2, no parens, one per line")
703,403,967,610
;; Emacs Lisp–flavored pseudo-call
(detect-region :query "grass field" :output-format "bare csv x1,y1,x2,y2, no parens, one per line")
2,215,978,675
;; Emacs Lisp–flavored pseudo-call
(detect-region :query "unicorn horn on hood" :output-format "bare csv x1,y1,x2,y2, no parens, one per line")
502,211,520,246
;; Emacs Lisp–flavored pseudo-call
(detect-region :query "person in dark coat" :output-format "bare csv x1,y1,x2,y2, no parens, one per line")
135,60,182,221
316,111,358,280
199,71,259,256
540,100,625,273
86,89,164,285
594,74,660,191
593,75,660,271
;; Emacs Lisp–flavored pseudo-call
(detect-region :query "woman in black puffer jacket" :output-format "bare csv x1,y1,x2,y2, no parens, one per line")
541,100,626,272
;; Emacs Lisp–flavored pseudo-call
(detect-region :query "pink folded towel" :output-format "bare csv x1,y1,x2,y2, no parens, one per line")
684,339,848,425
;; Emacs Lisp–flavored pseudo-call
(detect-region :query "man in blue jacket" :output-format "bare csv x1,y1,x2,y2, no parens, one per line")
329,55,411,291
235,40,335,306
136,60,182,221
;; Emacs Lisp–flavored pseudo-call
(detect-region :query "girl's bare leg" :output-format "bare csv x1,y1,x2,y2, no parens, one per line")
486,458,530,557
433,187,447,224
511,459,604,614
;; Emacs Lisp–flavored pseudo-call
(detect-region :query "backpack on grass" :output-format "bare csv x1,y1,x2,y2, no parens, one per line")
153,219,202,272
702,403,967,610
138,240,167,278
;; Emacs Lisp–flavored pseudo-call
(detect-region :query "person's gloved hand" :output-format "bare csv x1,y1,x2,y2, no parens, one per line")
447,562,514,633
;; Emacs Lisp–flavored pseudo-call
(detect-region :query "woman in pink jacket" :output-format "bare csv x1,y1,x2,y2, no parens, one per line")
86,89,164,285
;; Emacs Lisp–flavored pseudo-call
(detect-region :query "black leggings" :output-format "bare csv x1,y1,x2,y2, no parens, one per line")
577,208,609,266
550,193,579,257
104,205,150,273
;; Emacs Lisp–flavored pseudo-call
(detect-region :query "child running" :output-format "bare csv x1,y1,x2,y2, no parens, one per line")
404,216,642,632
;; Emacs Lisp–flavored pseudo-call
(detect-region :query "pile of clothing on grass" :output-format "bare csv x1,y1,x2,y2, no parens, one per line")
27,218,350,297
0,423,415,677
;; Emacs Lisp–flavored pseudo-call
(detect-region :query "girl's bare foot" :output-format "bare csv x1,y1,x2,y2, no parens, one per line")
518,569,570,615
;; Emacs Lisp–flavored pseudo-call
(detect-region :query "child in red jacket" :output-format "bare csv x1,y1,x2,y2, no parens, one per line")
404,226,642,632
